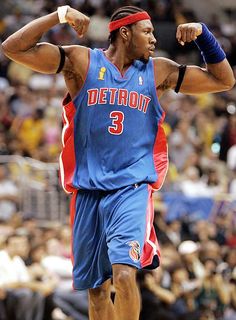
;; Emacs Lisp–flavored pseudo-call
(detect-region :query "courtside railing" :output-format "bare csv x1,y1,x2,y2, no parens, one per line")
0,155,69,222
1,155,235,223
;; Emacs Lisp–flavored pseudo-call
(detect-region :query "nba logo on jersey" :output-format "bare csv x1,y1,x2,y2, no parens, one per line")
98,67,106,80
139,76,143,85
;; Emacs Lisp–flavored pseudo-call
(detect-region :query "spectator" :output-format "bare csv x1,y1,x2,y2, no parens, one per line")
178,240,205,280
138,268,176,320
9,84,36,117
169,120,195,172
170,266,201,320
42,237,89,320
219,114,236,162
11,108,44,157
196,258,230,319
43,107,61,161
178,166,207,197
28,243,59,320
166,220,182,246
0,233,45,320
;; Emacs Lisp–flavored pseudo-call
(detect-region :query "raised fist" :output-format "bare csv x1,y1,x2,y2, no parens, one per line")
65,7,90,38
176,23,202,46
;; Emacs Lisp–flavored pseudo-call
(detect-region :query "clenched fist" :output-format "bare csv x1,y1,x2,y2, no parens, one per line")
176,23,202,46
65,7,90,38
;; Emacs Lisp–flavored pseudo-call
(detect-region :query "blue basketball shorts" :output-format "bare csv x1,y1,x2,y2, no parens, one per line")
70,183,160,290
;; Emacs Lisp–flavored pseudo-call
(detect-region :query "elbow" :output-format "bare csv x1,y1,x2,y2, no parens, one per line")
227,80,236,91
221,77,236,91
230,77,236,89
1,39,12,57
225,75,236,90
1,37,18,58
1,41,7,54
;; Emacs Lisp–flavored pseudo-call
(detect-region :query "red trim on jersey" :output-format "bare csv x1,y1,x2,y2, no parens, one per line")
151,113,169,191
59,49,90,194
59,94,77,193
70,191,77,290
140,185,161,267
108,12,151,32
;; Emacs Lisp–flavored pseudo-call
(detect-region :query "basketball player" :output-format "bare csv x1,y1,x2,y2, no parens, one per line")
2,5,235,320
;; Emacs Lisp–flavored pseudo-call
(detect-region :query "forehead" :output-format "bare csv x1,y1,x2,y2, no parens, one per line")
133,19,154,31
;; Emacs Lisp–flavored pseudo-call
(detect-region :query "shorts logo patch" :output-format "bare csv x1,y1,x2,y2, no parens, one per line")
127,240,141,262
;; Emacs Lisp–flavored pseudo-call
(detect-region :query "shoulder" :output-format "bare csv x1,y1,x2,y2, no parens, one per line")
62,45,90,77
63,45,89,59
153,57,179,78
152,57,180,90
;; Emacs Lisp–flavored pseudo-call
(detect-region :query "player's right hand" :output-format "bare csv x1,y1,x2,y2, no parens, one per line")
65,7,90,38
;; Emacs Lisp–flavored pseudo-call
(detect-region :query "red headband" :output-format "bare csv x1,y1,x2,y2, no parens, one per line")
109,11,151,33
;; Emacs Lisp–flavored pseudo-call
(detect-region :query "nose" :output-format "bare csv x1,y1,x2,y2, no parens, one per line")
150,33,157,45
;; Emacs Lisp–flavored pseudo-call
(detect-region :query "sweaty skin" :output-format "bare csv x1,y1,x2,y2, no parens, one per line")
1,6,235,320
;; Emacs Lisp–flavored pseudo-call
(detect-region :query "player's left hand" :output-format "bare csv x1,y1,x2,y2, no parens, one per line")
176,23,202,46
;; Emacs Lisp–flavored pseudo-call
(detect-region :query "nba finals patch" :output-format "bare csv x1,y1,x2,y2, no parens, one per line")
98,67,106,80
127,240,141,262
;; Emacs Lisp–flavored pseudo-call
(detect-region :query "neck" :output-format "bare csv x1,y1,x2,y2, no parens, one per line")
104,43,134,74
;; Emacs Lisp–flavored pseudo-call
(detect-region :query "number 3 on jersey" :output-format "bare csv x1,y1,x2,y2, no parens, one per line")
108,111,124,135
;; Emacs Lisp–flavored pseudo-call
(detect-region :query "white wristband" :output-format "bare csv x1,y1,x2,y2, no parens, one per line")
57,5,69,24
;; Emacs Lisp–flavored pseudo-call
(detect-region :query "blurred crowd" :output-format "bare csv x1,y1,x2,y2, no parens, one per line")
0,202,235,319
0,0,236,319
138,201,236,320
0,0,235,191
0,214,89,320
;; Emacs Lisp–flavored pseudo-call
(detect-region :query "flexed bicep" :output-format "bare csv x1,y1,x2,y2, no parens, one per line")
2,7,90,75
155,57,235,96
177,61,234,94
3,42,63,74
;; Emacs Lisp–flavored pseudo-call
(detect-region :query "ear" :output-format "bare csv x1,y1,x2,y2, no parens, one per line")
119,26,131,41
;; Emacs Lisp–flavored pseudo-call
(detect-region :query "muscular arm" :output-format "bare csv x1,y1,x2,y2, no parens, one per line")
155,57,235,96
154,23,235,97
1,7,90,97
2,12,63,74
180,60,235,94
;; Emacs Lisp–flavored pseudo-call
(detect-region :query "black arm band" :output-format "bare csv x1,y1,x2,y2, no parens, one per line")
174,65,187,93
56,46,66,73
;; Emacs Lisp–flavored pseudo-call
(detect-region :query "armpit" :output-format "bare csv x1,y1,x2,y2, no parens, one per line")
63,69,77,80
157,78,172,91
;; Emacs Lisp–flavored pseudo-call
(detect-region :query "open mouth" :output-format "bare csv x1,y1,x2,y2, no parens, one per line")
148,48,155,56
148,47,155,53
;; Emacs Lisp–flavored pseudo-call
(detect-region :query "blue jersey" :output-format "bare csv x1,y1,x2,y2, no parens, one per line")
60,48,168,192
